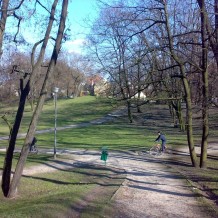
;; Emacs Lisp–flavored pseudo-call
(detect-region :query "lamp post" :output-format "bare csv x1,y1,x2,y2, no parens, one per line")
53,87,59,159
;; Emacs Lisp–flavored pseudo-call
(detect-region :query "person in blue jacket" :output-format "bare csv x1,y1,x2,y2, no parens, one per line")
155,131,167,152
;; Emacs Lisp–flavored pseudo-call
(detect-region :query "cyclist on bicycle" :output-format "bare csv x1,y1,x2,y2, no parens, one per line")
154,131,167,152
29,137,37,152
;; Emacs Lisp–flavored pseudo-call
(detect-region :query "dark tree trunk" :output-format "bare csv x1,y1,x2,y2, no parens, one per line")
197,0,218,67
163,3,198,167
181,71,198,167
1,0,60,198
126,100,133,123
1,80,30,196
198,0,209,168
172,100,185,131
7,0,68,198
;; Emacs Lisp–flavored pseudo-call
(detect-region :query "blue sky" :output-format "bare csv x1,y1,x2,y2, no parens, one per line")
64,0,99,54
20,0,100,55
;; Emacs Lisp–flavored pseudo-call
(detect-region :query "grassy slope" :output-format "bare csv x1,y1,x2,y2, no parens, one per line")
0,96,125,217
0,97,217,216
0,96,114,136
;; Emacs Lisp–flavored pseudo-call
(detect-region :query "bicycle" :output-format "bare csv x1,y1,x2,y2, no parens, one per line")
29,137,38,154
150,144,172,155
29,144,38,154
149,144,162,156
137,145,160,156
138,144,170,157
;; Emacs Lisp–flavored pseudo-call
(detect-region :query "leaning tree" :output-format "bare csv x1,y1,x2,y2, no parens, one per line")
1,0,69,198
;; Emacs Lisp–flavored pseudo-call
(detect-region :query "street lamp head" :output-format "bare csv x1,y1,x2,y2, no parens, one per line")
53,87,59,93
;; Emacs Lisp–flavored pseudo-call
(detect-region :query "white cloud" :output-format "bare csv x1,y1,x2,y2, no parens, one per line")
70,38,85,45
22,28,87,54
64,38,86,54
23,30,38,44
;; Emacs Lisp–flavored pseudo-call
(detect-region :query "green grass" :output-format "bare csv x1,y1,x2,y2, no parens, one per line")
0,96,114,136
0,96,191,152
39,96,114,128
36,124,151,151
0,158,125,218
0,96,218,216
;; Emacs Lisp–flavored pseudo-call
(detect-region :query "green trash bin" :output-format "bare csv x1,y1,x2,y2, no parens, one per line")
101,147,108,164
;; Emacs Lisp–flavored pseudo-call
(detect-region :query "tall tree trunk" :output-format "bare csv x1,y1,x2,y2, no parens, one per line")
200,70,209,168
197,0,218,67
177,101,185,131
198,0,209,168
172,100,185,131
7,0,68,198
127,99,133,123
0,0,62,198
1,0,59,197
136,92,142,113
1,80,29,196
181,68,198,167
163,2,198,167
136,62,142,113
0,0,9,57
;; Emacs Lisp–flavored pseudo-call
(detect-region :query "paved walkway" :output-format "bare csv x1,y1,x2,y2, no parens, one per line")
20,148,217,218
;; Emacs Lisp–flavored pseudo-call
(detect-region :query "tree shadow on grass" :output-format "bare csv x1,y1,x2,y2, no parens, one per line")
207,154,218,161
22,162,126,187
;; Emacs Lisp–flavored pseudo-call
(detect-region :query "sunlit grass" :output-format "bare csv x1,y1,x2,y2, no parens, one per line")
0,96,114,136
37,124,151,151
0,96,218,217
0,162,124,218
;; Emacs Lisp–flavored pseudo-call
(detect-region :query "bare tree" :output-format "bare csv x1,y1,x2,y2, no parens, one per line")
53,57,86,98
7,0,68,198
196,0,209,168
85,0,218,168
1,0,69,198
91,0,201,166
88,4,158,122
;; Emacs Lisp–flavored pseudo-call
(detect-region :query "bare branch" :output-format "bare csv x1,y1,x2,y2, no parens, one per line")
0,0,25,13
12,11,22,43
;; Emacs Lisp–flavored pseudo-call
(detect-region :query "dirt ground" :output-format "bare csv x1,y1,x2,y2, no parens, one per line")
21,146,218,218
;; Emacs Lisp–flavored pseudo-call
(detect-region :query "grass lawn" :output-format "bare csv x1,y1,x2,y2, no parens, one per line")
0,96,114,136
37,124,150,151
0,156,125,218
0,96,218,216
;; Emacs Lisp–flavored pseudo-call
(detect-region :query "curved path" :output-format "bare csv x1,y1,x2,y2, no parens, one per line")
22,148,218,218
1,105,217,217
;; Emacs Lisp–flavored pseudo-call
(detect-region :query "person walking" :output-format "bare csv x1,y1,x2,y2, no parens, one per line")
155,131,167,152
